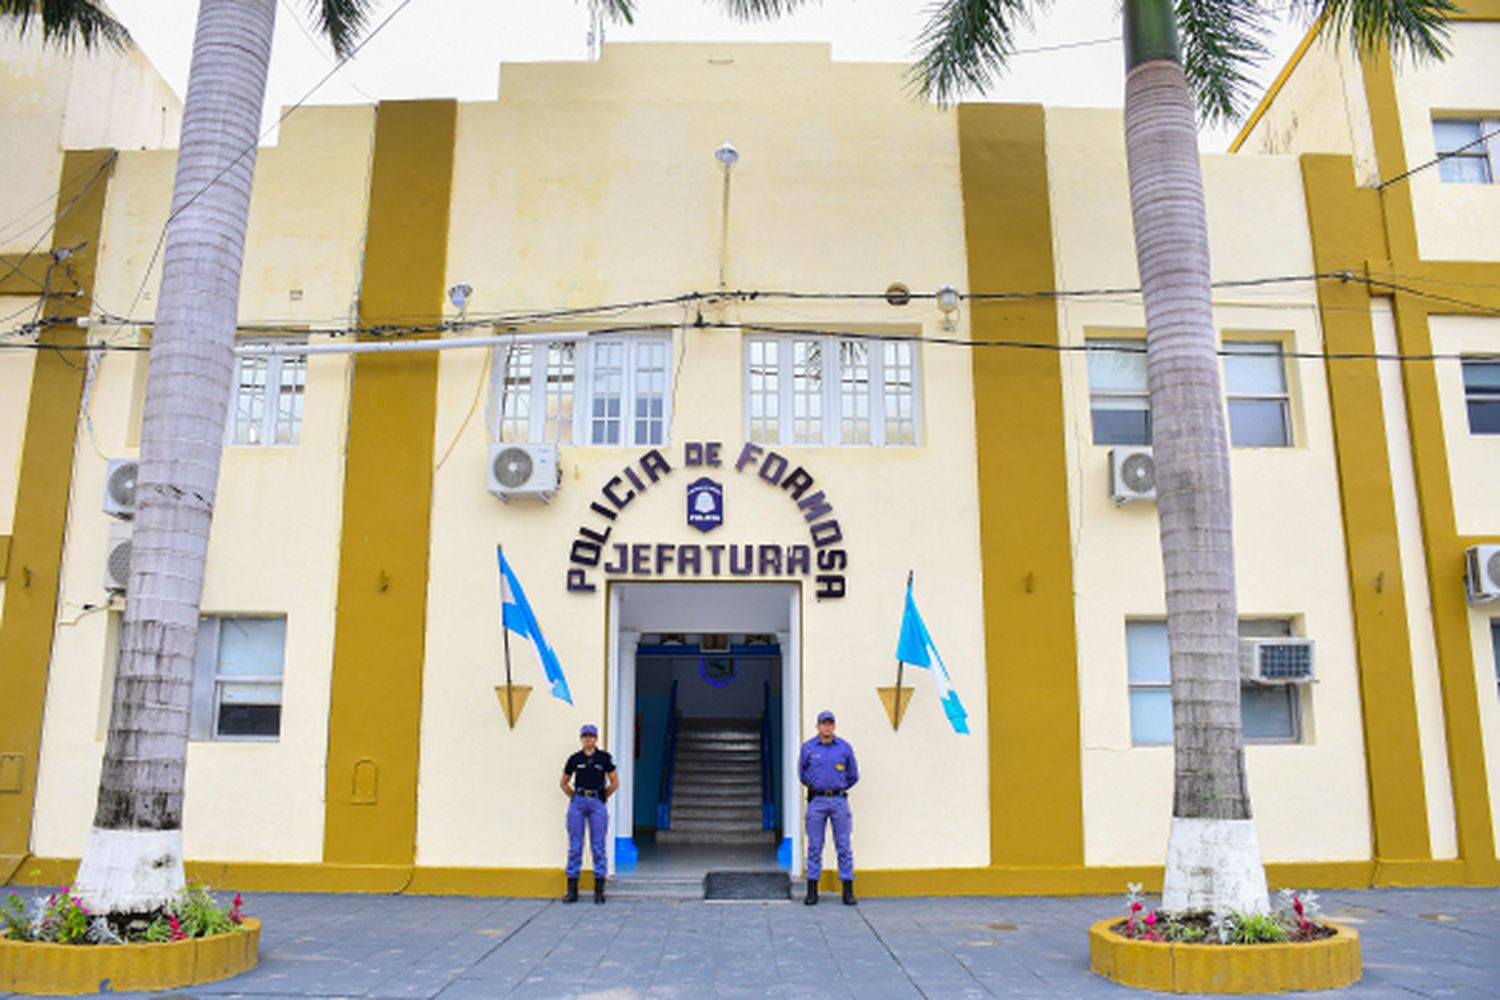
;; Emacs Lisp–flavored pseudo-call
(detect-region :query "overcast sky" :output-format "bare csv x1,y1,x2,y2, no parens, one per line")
107,0,1309,151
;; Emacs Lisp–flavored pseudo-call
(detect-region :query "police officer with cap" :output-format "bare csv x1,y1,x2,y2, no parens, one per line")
560,723,618,903
799,709,859,905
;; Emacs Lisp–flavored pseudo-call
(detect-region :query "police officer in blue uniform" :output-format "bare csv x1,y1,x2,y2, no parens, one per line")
560,723,618,903
799,709,859,906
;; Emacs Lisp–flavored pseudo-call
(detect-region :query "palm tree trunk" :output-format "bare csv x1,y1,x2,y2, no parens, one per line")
72,0,276,914
1122,0,1267,915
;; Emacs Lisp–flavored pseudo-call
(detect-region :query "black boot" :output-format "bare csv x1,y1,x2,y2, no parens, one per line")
842,880,857,906
562,877,579,903
594,877,606,904
804,879,818,906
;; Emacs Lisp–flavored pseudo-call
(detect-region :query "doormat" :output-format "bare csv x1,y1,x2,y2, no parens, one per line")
703,871,791,901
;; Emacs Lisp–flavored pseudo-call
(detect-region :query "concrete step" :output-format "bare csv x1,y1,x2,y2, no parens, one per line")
674,752,762,768
671,791,761,808
672,779,762,791
663,816,767,833
675,738,762,754
674,760,763,776
669,804,763,823
606,876,703,900
656,828,779,845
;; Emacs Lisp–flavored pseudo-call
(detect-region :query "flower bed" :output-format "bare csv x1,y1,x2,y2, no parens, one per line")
0,883,259,995
1089,886,1361,994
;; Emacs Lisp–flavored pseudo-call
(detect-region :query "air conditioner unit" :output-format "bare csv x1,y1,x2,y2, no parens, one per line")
104,521,133,593
1239,638,1316,685
1465,544,1500,605
1109,447,1156,504
487,443,559,502
103,458,139,518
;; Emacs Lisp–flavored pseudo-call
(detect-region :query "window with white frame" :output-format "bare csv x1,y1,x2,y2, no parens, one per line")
743,335,918,447
1432,118,1499,184
1223,340,1292,447
1491,620,1499,701
229,348,306,446
1126,618,1302,745
190,617,286,741
1086,338,1151,445
1463,358,1500,434
492,334,670,447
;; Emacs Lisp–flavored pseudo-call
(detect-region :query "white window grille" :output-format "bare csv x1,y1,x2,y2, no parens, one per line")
1126,618,1302,745
1433,118,1499,184
491,334,669,447
229,347,306,446
190,616,287,741
744,334,919,447
1223,340,1292,447
1463,358,1500,434
1086,338,1151,446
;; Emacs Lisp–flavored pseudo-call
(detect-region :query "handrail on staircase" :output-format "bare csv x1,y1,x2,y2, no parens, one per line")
760,681,775,831
657,679,680,830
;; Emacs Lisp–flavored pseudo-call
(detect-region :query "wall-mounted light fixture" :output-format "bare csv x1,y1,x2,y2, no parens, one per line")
447,283,474,310
717,142,738,293
936,284,961,332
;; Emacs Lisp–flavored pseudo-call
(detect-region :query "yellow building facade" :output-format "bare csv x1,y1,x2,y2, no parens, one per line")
1,16,1497,897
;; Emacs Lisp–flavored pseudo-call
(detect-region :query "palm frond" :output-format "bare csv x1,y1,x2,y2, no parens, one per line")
309,0,377,60
1176,0,1269,127
1296,0,1456,63
714,0,818,21
0,0,130,51
909,0,1052,106
592,0,638,26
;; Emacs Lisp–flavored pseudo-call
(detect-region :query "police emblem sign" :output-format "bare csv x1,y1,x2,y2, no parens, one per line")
686,477,723,533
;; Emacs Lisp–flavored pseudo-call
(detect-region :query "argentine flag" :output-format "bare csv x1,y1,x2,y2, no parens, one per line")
895,578,969,734
497,547,572,704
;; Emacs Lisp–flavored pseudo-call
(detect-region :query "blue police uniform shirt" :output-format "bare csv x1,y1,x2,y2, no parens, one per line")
799,735,859,791
564,749,615,791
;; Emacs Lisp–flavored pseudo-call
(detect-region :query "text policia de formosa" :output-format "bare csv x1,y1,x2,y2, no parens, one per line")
565,441,849,599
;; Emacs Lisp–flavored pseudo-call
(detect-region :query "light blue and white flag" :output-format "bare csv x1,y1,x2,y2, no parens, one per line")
498,547,572,704
895,578,969,734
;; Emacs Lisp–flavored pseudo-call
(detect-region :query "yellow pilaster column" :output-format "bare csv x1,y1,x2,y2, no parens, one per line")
957,104,1085,868
1301,154,1434,865
0,150,115,868
323,101,457,871
1360,45,1499,877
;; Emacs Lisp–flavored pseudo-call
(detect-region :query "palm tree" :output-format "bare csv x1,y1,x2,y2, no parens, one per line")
914,0,1454,914
9,0,808,916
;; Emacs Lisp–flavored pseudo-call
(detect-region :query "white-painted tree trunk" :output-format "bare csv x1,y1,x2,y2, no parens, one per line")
73,0,276,914
1122,58,1269,915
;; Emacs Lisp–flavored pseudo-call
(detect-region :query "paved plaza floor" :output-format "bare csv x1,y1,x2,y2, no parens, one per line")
1,886,1496,999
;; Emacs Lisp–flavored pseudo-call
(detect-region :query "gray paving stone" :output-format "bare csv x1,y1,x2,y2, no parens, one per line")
12,886,1500,998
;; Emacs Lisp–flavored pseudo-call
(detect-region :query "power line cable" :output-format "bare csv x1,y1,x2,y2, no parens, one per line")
1378,126,1500,189
106,0,419,333
0,154,116,294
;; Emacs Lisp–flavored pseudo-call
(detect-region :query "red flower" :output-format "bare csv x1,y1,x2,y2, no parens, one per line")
168,914,186,941
230,893,244,924
1130,901,1143,912
1144,911,1157,927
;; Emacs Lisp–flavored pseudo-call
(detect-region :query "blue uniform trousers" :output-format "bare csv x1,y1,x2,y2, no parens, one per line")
565,795,608,878
805,795,854,881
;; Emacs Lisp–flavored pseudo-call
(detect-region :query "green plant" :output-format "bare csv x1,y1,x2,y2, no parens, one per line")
1159,920,1205,943
1,893,33,941
1232,911,1289,944
175,882,235,938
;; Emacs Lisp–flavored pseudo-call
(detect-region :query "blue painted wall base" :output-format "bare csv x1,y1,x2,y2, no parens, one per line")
615,837,638,873
777,836,792,870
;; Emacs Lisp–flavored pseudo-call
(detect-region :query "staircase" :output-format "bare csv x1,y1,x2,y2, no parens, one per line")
657,718,775,844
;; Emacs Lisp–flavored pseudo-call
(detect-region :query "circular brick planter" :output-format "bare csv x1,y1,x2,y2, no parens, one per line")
0,918,259,996
1089,918,1360,994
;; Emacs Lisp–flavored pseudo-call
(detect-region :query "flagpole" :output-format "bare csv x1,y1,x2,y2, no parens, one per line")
893,570,912,729
500,545,515,727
